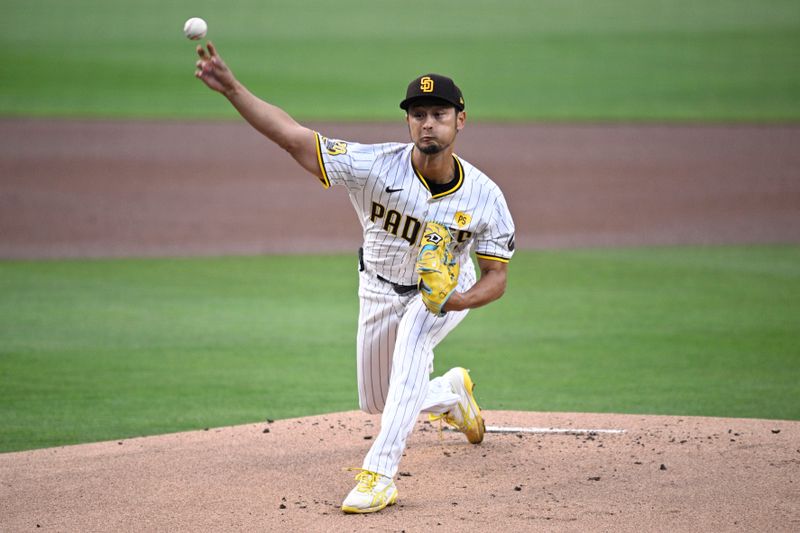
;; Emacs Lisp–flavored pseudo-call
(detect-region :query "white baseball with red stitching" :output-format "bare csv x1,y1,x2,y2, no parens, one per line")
183,17,207,40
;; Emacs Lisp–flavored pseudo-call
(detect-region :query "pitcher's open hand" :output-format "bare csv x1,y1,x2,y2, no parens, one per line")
195,42,236,96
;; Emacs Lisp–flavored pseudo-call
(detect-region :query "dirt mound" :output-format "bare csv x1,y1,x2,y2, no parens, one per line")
2,410,798,532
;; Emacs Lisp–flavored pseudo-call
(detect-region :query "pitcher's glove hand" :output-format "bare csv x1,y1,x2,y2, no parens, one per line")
416,222,460,316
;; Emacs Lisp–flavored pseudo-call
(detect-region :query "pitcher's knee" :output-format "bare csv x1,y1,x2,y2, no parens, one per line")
359,396,384,415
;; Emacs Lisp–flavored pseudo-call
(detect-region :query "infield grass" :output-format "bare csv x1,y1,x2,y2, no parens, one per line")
2,0,799,120
1,246,799,452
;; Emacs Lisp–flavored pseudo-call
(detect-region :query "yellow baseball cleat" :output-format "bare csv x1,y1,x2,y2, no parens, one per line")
341,468,398,514
431,367,486,444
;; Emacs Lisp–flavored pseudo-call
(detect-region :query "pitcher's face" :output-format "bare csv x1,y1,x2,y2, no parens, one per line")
406,103,465,155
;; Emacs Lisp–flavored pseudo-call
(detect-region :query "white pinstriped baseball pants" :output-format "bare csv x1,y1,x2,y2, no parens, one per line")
356,266,475,478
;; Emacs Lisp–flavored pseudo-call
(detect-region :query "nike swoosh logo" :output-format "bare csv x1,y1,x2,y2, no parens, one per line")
385,186,404,193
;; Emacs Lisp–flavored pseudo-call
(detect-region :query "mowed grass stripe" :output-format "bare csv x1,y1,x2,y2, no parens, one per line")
1,246,799,452
2,0,799,120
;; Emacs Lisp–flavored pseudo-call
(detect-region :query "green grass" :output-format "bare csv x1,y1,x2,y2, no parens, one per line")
1,246,798,452
2,0,799,120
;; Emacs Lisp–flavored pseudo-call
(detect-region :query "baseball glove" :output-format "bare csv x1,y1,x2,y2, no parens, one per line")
416,222,460,316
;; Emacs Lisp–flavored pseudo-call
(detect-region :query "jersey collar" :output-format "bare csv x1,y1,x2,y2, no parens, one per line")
411,153,464,199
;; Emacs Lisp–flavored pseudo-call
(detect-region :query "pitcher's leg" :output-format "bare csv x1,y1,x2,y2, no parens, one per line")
356,278,401,415
419,375,460,415
362,299,468,477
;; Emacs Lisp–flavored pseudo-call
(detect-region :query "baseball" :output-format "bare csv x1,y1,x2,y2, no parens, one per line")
183,17,208,40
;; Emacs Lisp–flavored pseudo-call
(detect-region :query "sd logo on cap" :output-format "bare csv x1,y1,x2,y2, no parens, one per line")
400,73,465,111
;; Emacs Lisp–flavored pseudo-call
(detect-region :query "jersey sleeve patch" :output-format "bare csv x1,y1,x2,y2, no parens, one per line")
325,138,348,156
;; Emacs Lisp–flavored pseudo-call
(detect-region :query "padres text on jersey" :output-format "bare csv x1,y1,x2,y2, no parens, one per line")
314,133,515,286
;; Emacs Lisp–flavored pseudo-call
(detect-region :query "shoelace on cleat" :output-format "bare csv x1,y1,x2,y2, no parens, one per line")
344,467,379,492
429,401,475,440
428,413,447,441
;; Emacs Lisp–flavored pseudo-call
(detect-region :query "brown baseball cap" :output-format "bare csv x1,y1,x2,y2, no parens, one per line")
400,73,465,111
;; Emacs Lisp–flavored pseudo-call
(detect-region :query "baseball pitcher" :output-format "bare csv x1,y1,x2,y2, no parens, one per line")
194,42,515,514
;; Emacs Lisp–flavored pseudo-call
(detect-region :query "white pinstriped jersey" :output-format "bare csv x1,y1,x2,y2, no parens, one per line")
314,133,515,285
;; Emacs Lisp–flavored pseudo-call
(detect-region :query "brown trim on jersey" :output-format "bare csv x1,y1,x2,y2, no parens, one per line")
411,154,464,199
314,132,331,189
475,252,510,264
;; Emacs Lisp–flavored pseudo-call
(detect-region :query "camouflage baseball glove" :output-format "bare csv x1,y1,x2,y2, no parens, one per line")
416,222,460,316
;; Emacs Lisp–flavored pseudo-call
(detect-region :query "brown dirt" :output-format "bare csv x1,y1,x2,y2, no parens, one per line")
1,411,798,532
1,119,799,531
1,119,798,258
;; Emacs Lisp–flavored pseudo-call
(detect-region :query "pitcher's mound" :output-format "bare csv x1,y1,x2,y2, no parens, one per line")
1,410,798,532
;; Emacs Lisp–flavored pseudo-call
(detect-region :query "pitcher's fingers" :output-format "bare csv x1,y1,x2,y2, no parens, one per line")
207,41,218,56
